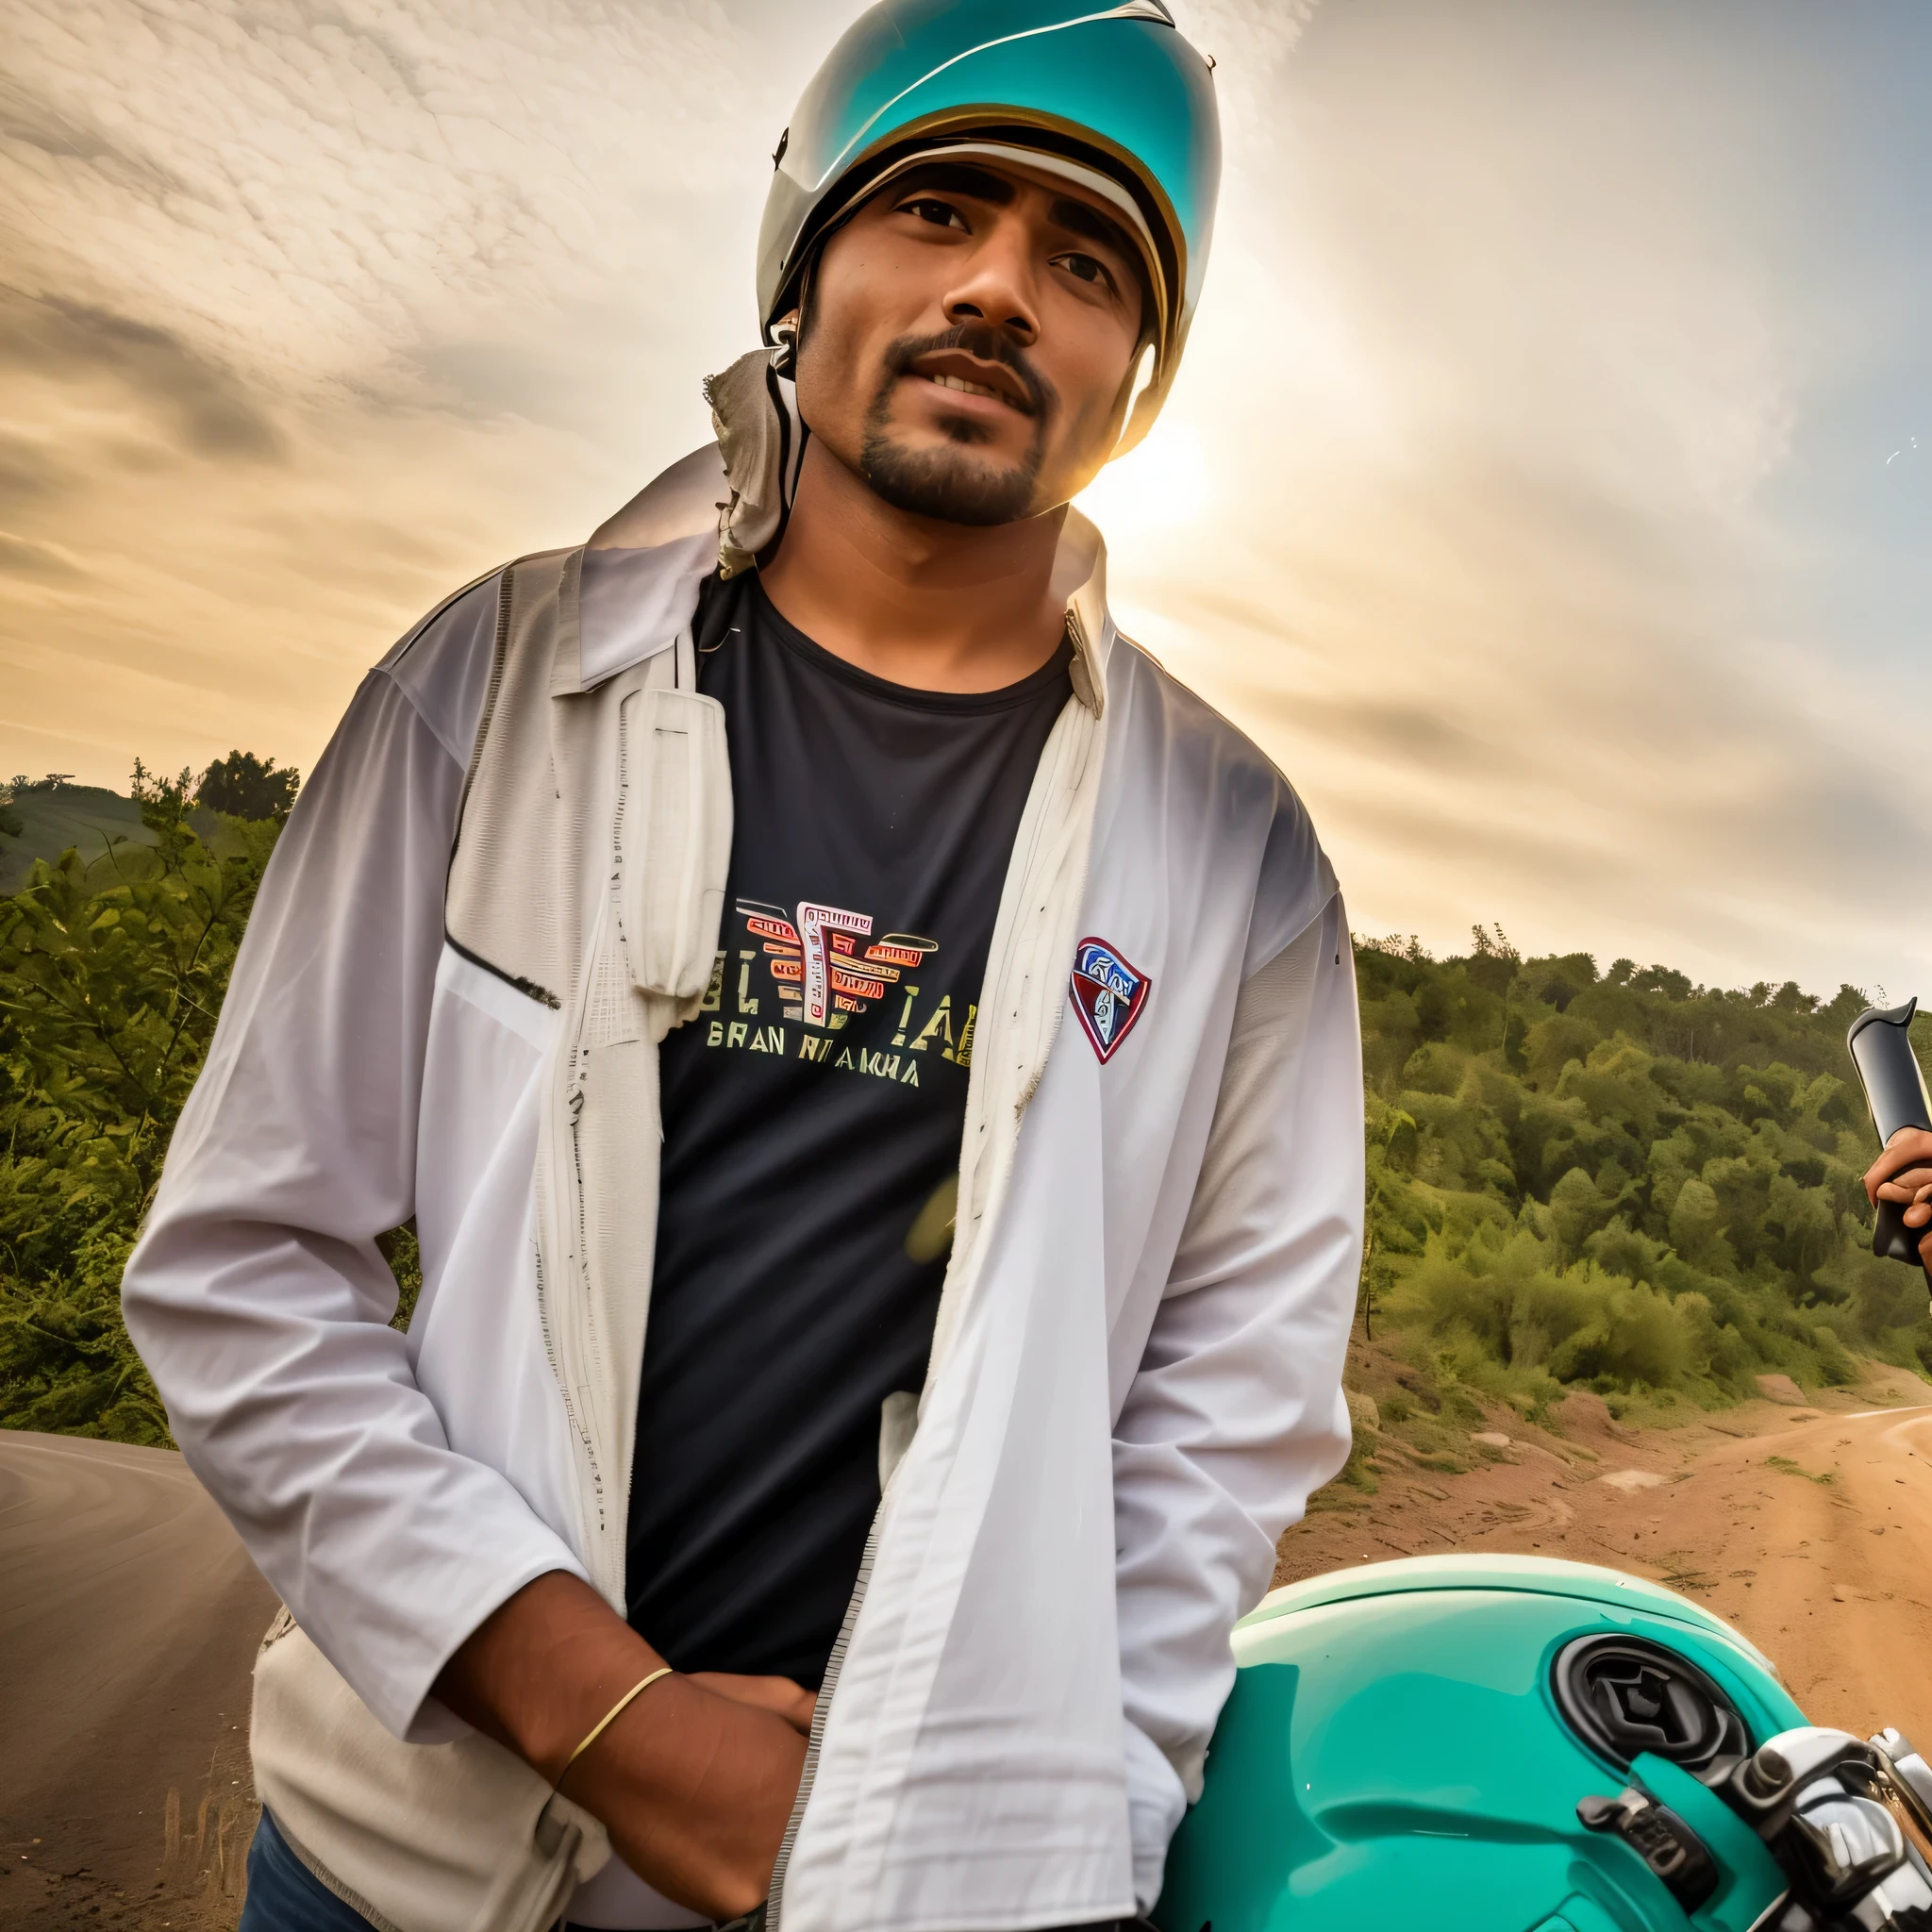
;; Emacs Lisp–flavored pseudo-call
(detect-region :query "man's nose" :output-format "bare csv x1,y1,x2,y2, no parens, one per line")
941,226,1040,344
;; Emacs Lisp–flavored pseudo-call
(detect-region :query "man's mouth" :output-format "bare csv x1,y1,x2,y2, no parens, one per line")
906,347,1038,415
925,372,1008,403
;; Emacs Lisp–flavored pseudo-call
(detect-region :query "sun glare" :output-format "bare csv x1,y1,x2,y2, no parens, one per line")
1078,421,1212,551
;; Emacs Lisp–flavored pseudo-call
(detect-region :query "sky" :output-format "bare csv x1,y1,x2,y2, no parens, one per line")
3,0,1929,1001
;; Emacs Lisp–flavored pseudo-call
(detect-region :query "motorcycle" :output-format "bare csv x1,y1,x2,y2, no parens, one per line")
1154,1001,1932,1931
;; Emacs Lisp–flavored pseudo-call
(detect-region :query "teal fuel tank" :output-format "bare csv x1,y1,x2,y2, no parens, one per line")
1154,1555,1812,1932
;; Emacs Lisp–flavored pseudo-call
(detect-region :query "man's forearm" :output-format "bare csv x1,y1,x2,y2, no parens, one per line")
435,1571,808,1918
435,1570,661,1779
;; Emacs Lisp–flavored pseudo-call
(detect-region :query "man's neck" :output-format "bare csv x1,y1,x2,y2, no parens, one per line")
757,440,1069,693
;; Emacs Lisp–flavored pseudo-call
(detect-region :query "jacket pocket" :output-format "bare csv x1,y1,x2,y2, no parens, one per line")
620,687,732,1004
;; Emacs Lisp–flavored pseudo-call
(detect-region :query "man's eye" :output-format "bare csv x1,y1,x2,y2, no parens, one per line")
1057,251,1114,291
903,198,968,231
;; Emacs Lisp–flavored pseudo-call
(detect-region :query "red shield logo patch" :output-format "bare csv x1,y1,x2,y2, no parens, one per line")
1069,937,1150,1063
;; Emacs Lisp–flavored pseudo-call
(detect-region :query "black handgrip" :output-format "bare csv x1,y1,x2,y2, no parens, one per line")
1848,998,1932,1278
1875,1197,1926,1266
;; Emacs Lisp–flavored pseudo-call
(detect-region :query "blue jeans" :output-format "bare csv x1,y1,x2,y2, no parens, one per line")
238,1808,383,1931
235,1804,704,1932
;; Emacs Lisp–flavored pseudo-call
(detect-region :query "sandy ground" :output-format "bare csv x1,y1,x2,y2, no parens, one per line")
0,1432,276,1932
1277,1358,1932,1749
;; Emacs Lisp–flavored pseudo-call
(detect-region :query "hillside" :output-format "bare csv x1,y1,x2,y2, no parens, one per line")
0,783,157,894
0,777,243,895
1337,928,1932,1512
1,782,1927,1448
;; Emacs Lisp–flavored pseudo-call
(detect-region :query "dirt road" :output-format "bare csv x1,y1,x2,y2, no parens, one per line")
0,1431,276,1930
1654,1402,1932,1739
1278,1373,1932,1749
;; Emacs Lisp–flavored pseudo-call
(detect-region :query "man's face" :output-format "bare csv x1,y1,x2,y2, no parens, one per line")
791,159,1150,526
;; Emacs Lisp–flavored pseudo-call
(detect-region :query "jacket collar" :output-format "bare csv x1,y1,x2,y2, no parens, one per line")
569,431,1114,713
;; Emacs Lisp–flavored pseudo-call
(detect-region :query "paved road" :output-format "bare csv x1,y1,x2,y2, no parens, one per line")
0,1430,277,1929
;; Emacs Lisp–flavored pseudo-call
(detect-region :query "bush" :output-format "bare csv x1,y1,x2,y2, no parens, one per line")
0,766,277,1437
1357,933,1932,1407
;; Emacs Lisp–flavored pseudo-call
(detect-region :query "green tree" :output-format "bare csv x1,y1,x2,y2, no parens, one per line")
198,749,300,823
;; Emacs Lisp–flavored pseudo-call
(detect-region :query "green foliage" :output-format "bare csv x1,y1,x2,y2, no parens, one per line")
0,765,280,1441
4,799,1925,1446
198,749,300,823
1355,931,1932,1412
1765,1454,1835,1486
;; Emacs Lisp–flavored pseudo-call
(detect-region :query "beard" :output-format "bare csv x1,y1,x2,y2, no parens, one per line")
856,324,1056,526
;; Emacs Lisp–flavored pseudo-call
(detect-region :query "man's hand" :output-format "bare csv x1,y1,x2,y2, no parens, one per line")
433,1572,808,1920
559,1669,808,1918
688,1671,818,1736
1864,1126,1932,1263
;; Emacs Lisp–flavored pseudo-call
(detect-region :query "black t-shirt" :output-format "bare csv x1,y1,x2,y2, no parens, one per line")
625,571,1073,1687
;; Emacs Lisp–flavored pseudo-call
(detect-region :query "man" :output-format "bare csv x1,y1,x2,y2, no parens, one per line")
123,5,1364,1930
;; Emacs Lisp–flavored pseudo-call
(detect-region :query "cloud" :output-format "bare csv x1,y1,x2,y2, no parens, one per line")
0,290,284,457
1,0,1927,1007
0,530,87,582
0,427,77,512
1083,1,1932,999
0,0,808,807
0,0,778,408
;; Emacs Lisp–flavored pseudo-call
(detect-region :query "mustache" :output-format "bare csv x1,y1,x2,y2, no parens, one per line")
881,323,1056,420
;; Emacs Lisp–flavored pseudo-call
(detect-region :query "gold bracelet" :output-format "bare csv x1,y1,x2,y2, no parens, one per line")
557,1666,675,1788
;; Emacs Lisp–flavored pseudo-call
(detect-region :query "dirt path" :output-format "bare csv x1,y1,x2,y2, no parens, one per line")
1607,1402,1932,1741
0,1431,276,1931
1277,1371,1932,1750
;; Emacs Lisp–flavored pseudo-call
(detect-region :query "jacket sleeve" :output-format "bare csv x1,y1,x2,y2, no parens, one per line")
121,587,592,1741
1111,891,1362,1908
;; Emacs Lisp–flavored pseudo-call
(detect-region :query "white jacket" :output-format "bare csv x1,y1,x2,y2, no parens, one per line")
123,441,1363,1932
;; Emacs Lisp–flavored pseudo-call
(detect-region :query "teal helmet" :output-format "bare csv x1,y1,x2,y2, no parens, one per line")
1158,1554,1932,1932
757,0,1220,454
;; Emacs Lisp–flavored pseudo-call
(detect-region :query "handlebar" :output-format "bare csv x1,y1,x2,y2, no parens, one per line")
1847,999,1932,1280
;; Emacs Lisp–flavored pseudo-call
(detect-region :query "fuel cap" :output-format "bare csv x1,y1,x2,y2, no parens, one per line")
1554,1635,1748,1772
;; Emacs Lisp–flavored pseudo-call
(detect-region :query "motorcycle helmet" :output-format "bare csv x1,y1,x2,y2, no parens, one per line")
756,0,1220,455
